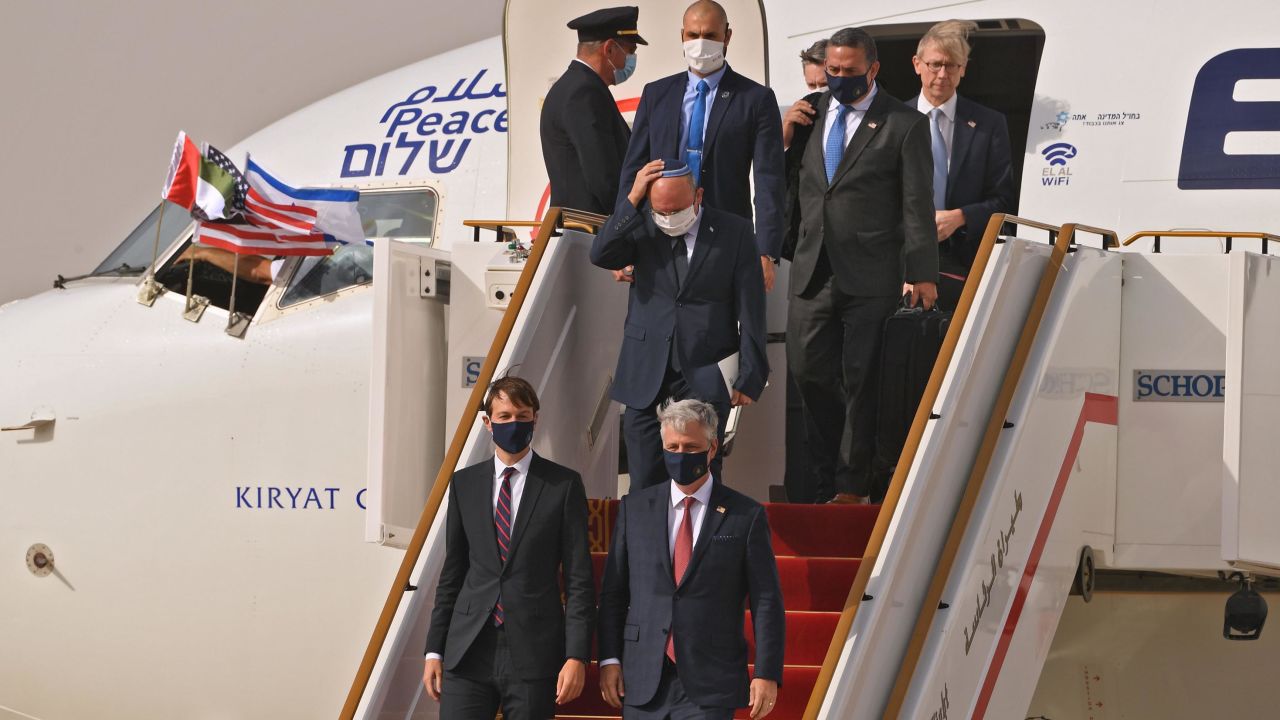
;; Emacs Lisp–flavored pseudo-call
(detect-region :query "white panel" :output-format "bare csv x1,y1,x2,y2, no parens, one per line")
367,240,450,546
1223,252,1280,573
821,238,1053,719
1114,254,1231,571
900,247,1123,719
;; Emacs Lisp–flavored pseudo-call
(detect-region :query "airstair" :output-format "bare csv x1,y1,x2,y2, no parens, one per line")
344,213,1280,719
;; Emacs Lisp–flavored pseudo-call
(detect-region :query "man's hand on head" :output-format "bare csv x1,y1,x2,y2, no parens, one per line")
628,159,666,208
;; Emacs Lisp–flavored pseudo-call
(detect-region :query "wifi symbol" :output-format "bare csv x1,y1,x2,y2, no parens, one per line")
1042,143,1078,166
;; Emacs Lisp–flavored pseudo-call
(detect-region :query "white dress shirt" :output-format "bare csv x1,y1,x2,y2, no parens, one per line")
424,450,534,661
822,81,879,153
600,476,715,668
672,208,703,260
916,92,958,168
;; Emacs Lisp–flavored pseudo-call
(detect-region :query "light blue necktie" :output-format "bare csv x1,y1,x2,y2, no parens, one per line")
930,108,949,210
824,103,850,183
685,79,709,183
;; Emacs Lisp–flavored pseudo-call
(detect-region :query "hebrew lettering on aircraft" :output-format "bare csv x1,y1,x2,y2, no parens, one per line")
341,69,509,178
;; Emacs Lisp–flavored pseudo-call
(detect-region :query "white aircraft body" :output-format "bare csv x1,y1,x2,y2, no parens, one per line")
4,0,1280,719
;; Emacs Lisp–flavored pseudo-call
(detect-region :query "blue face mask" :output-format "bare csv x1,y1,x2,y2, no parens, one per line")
827,72,870,105
490,419,534,454
664,449,710,486
613,51,637,85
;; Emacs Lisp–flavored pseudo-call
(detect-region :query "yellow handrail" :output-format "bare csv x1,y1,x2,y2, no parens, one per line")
880,221,1103,717
801,213,1017,720
1123,229,1279,253
463,210,606,241
340,208,566,720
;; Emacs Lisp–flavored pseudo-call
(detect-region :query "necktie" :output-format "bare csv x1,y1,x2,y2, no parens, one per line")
492,466,515,626
825,103,850,183
930,107,949,210
667,496,695,663
685,80,710,183
672,236,689,289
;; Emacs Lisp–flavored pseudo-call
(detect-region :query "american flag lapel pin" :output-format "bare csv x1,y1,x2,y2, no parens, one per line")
968,120,977,128
716,506,726,514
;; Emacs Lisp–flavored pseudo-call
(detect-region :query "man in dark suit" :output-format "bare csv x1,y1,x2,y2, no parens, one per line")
423,376,595,719
597,399,785,719
540,7,648,216
616,0,785,292
788,27,939,504
910,19,1016,309
591,159,767,490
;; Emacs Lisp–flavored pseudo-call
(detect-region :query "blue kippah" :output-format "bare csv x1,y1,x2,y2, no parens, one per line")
659,159,691,178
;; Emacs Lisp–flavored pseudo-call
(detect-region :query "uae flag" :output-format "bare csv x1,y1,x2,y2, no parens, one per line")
161,131,237,221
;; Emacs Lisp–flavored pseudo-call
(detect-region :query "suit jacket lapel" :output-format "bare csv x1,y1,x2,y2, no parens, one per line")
701,68,737,160
658,75,686,158
679,216,714,297
947,97,976,200
681,482,729,584
504,456,545,570
468,465,501,568
652,492,675,587
807,92,834,190
829,91,889,187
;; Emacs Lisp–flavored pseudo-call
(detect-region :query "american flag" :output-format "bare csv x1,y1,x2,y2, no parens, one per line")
205,144,248,217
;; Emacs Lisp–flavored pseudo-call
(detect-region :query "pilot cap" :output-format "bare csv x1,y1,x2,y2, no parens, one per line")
659,159,692,178
567,6,648,45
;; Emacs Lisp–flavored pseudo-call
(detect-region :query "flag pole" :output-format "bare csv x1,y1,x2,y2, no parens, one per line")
182,222,208,322
225,252,247,338
136,202,167,306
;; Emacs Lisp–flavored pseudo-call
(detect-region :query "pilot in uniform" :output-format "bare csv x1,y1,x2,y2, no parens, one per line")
540,7,647,215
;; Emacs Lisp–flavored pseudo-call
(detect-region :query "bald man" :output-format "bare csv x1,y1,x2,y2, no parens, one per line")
616,0,785,292
591,158,768,490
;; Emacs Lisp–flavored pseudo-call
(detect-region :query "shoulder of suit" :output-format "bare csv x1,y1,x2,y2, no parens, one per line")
529,454,582,484
703,207,753,237
713,483,764,514
957,95,1006,125
642,72,685,95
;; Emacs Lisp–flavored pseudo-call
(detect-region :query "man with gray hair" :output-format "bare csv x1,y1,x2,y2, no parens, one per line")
911,19,1014,307
598,398,785,719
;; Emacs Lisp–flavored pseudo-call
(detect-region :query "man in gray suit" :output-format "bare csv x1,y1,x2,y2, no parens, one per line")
787,27,939,504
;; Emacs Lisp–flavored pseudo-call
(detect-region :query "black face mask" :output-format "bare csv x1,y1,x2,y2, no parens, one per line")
490,419,534,454
827,72,870,105
663,449,709,486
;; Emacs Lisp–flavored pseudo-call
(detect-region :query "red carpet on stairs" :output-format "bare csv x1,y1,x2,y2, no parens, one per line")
556,500,880,719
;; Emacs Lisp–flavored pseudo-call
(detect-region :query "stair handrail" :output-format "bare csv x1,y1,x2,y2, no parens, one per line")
1122,229,1280,254
340,207,568,720
801,213,1051,719
879,222,1109,717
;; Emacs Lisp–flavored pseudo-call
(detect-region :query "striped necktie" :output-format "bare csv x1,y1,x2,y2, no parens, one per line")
825,103,850,183
492,466,516,626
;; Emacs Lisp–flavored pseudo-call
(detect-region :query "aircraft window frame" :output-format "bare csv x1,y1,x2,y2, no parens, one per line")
271,185,441,313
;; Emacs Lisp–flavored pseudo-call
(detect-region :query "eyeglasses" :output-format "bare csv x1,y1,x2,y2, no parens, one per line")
922,60,963,74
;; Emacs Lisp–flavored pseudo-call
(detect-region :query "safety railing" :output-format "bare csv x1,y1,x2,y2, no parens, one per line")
340,207,598,719
879,221,1112,716
463,210,604,243
1123,230,1280,254
801,212,1023,719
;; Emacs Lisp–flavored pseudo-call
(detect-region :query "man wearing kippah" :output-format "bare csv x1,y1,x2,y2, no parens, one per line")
541,7,648,215
591,157,768,490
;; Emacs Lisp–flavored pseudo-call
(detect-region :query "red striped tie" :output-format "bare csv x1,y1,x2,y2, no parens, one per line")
667,496,695,663
492,466,516,626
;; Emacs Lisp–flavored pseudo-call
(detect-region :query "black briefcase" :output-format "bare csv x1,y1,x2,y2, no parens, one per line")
873,300,952,489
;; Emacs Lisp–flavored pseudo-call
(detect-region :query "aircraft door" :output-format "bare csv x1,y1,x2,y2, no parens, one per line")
366,239,450,547
502,0,769,219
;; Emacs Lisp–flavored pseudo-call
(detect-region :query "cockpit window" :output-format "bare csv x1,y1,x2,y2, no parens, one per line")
277,188,438,309
94,200,193,275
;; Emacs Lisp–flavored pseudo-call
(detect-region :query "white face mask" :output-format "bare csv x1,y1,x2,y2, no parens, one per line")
652,204,699,237
682,38,725,75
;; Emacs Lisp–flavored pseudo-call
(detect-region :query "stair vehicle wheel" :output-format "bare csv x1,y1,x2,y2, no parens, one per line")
1071,545,1095,603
